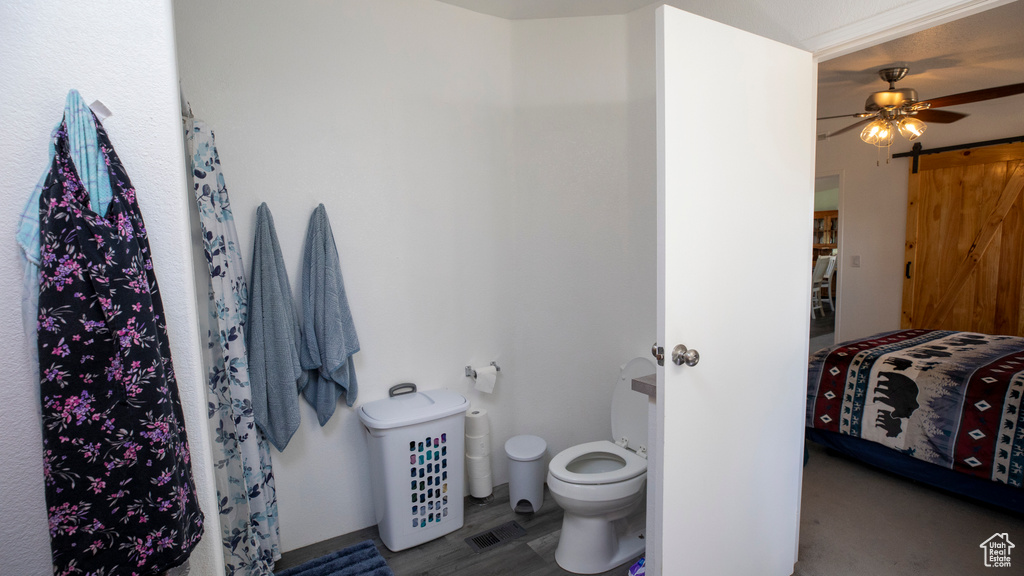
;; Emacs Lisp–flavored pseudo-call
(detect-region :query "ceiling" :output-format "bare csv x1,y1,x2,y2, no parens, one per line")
436,0,1023,143
816,0,1024,137
435,0,991,51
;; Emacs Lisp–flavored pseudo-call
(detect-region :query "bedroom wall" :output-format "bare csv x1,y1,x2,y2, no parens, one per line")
0,1,221,574
173,0,655,552
818,95,1024,342
815,175,840,211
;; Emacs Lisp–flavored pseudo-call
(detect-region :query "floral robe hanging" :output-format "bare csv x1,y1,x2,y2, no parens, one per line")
38,114,204,575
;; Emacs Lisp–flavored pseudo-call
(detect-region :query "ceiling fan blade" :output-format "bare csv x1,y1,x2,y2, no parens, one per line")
913,109,968,123
921,82,1024,109
817,112,871,121
828,118,872,138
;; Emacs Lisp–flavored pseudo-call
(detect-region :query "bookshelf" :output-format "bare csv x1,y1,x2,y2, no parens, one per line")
812,210,838,259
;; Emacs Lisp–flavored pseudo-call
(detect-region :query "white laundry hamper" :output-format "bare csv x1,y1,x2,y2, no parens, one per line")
358,383,469,551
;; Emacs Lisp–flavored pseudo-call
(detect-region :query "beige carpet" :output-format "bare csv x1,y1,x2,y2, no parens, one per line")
795,442,1024,575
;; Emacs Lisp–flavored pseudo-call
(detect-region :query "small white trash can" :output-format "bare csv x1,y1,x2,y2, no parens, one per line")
505,435,547,514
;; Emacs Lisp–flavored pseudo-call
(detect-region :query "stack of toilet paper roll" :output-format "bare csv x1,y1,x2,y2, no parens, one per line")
465,408,492,498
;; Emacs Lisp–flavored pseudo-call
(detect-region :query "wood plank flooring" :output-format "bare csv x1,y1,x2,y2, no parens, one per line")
274,483,641,576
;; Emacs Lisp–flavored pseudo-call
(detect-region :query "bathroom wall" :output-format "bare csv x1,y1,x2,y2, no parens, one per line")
508,13,656,463
173,0,515,551
174,0,655,552
0,1,221,574
818,94,1024,342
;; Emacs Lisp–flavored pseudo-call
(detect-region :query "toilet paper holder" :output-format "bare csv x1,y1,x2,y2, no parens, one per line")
465,362,501,379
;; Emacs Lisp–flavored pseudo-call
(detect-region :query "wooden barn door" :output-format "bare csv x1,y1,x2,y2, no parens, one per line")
901,142,1024,335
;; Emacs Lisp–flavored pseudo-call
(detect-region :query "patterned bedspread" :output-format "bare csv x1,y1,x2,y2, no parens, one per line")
807,329,1024,487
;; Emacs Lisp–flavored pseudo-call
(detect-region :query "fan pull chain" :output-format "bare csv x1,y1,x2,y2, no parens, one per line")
876,141,893,166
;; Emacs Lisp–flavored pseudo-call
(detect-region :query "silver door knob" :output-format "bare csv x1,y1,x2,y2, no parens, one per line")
672,344,700,367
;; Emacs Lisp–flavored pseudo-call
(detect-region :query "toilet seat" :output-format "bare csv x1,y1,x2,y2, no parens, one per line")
545,357,654,574
548,440,647,485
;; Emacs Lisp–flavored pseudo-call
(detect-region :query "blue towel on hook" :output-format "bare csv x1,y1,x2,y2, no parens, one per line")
17,89,113,266
247,203,306,450
17,90,114,347
300,204,360,425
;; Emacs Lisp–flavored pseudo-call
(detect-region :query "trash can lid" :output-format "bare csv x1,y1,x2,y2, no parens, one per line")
359,389,468,430
505,435,547,461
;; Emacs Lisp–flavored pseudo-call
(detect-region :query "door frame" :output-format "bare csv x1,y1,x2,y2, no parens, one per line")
815,169,845,344
806,0,1014,60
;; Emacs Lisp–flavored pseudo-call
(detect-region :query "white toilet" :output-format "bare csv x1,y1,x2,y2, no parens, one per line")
546,357,654,574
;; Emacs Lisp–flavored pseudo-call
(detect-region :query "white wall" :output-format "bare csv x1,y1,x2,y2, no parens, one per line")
173,0,515,551
0,1,221,574
508,13,656,462
174,0,654,552
819,96,1024,342
814,175,840,211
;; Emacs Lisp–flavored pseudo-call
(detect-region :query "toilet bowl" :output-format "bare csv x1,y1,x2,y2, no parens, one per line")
547,357,654,574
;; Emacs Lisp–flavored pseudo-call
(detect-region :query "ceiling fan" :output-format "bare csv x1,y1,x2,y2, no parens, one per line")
819,67,1024,146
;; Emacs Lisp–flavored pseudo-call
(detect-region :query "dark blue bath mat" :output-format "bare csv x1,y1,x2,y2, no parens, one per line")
274,540,394,576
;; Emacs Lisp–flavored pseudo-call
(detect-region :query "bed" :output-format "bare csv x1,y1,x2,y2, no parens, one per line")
806,329,1024,514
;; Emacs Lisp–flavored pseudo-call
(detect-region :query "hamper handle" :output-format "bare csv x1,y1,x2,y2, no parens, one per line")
389,383,417,397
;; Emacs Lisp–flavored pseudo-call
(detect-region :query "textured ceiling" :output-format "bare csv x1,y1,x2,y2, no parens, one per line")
817,0,1024,135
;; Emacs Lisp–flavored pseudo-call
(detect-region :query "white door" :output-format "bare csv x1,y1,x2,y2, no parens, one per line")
650,6,815,575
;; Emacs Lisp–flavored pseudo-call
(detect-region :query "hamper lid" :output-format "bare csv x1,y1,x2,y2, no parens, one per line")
358,388,468,430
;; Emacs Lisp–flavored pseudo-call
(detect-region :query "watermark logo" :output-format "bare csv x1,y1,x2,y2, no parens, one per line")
980,533,1014,568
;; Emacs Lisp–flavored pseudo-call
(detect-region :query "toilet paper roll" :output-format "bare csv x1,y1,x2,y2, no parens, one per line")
466,453,492,478
474,365,498,394
465,433,491,457
465,408,490,437
468,472,493,498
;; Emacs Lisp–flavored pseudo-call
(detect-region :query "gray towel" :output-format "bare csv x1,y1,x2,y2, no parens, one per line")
247,203,306,450
300,204,360,425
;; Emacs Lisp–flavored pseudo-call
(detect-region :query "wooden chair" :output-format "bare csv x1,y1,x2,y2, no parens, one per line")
811,256,830,319
821,255,837,312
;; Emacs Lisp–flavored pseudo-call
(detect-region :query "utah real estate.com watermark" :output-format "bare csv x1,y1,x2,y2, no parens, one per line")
980,533,1014,568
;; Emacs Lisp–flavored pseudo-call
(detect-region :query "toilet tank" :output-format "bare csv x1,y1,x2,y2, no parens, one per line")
611,357,656,452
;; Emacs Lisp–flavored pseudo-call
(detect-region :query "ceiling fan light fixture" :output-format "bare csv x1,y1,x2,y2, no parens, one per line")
860,118,894,147
898,116,927,140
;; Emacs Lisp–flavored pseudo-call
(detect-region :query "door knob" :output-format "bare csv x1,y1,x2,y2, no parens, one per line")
672,344,700,367
651,343,665,366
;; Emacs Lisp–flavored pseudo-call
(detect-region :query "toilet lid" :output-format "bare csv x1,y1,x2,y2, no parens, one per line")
611,357,655,451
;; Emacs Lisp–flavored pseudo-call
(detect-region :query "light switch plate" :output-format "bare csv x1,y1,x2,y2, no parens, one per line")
852,255,861,268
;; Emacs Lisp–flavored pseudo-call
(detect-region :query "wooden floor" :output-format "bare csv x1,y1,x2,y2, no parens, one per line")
274,483,641,576
809,308,835,339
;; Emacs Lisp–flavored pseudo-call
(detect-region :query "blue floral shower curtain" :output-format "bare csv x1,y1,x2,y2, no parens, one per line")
186,119,281,575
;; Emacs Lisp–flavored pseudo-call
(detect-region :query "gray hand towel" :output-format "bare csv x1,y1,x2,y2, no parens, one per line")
300,204,360,425
247,203,307,450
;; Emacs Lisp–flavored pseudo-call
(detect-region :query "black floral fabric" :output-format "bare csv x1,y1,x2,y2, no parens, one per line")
36,115,204,575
